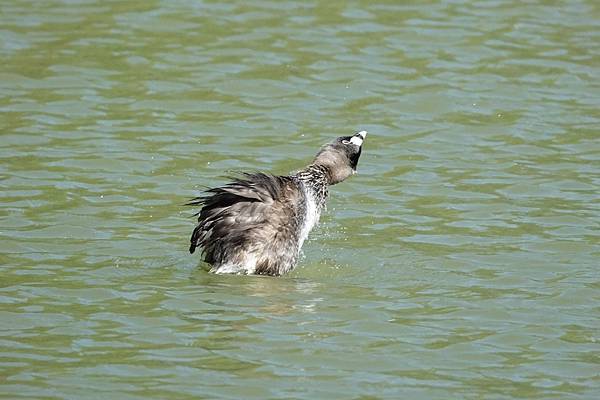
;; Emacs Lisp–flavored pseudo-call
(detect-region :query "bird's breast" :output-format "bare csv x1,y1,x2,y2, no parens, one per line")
298,184,321,248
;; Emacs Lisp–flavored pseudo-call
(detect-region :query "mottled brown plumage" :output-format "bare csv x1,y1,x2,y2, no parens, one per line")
188,131,367,276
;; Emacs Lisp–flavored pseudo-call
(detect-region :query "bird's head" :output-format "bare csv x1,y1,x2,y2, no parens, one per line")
313,130,367,185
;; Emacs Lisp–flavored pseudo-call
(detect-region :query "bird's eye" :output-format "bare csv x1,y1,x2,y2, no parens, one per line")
342,140,351,145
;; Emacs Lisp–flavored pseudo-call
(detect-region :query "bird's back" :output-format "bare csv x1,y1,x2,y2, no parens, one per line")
188,173,304,275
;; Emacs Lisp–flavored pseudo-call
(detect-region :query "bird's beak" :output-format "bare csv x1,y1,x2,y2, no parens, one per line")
349,130,367,146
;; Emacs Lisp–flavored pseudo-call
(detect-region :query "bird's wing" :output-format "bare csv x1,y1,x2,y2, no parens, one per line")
188,173,301,273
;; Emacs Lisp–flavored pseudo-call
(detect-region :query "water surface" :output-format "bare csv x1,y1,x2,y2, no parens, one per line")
1,0,599,399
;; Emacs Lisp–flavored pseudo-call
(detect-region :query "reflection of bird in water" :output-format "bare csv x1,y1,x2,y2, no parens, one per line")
188,131,367,276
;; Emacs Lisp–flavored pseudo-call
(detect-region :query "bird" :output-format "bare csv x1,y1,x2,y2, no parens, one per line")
188,130,367,276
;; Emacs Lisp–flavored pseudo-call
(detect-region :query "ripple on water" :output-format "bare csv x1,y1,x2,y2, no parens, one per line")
1,0,600,399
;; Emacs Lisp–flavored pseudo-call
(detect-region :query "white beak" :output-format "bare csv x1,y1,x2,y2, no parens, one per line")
350,130,367,146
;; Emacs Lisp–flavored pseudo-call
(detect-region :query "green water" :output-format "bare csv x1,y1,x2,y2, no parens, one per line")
1,1,599,399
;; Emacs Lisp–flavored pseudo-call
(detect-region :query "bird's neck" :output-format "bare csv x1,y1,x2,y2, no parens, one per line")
294,164,330,207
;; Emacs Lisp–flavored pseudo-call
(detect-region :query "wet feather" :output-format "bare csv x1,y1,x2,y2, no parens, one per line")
188,131,367,276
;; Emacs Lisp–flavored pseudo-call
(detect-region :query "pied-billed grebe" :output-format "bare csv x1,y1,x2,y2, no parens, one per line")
188,130,367,276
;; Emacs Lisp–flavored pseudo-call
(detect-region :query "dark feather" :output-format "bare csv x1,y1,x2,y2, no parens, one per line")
188,173,302,273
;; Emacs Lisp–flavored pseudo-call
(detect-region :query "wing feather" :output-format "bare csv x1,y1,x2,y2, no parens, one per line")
188,173,301,274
